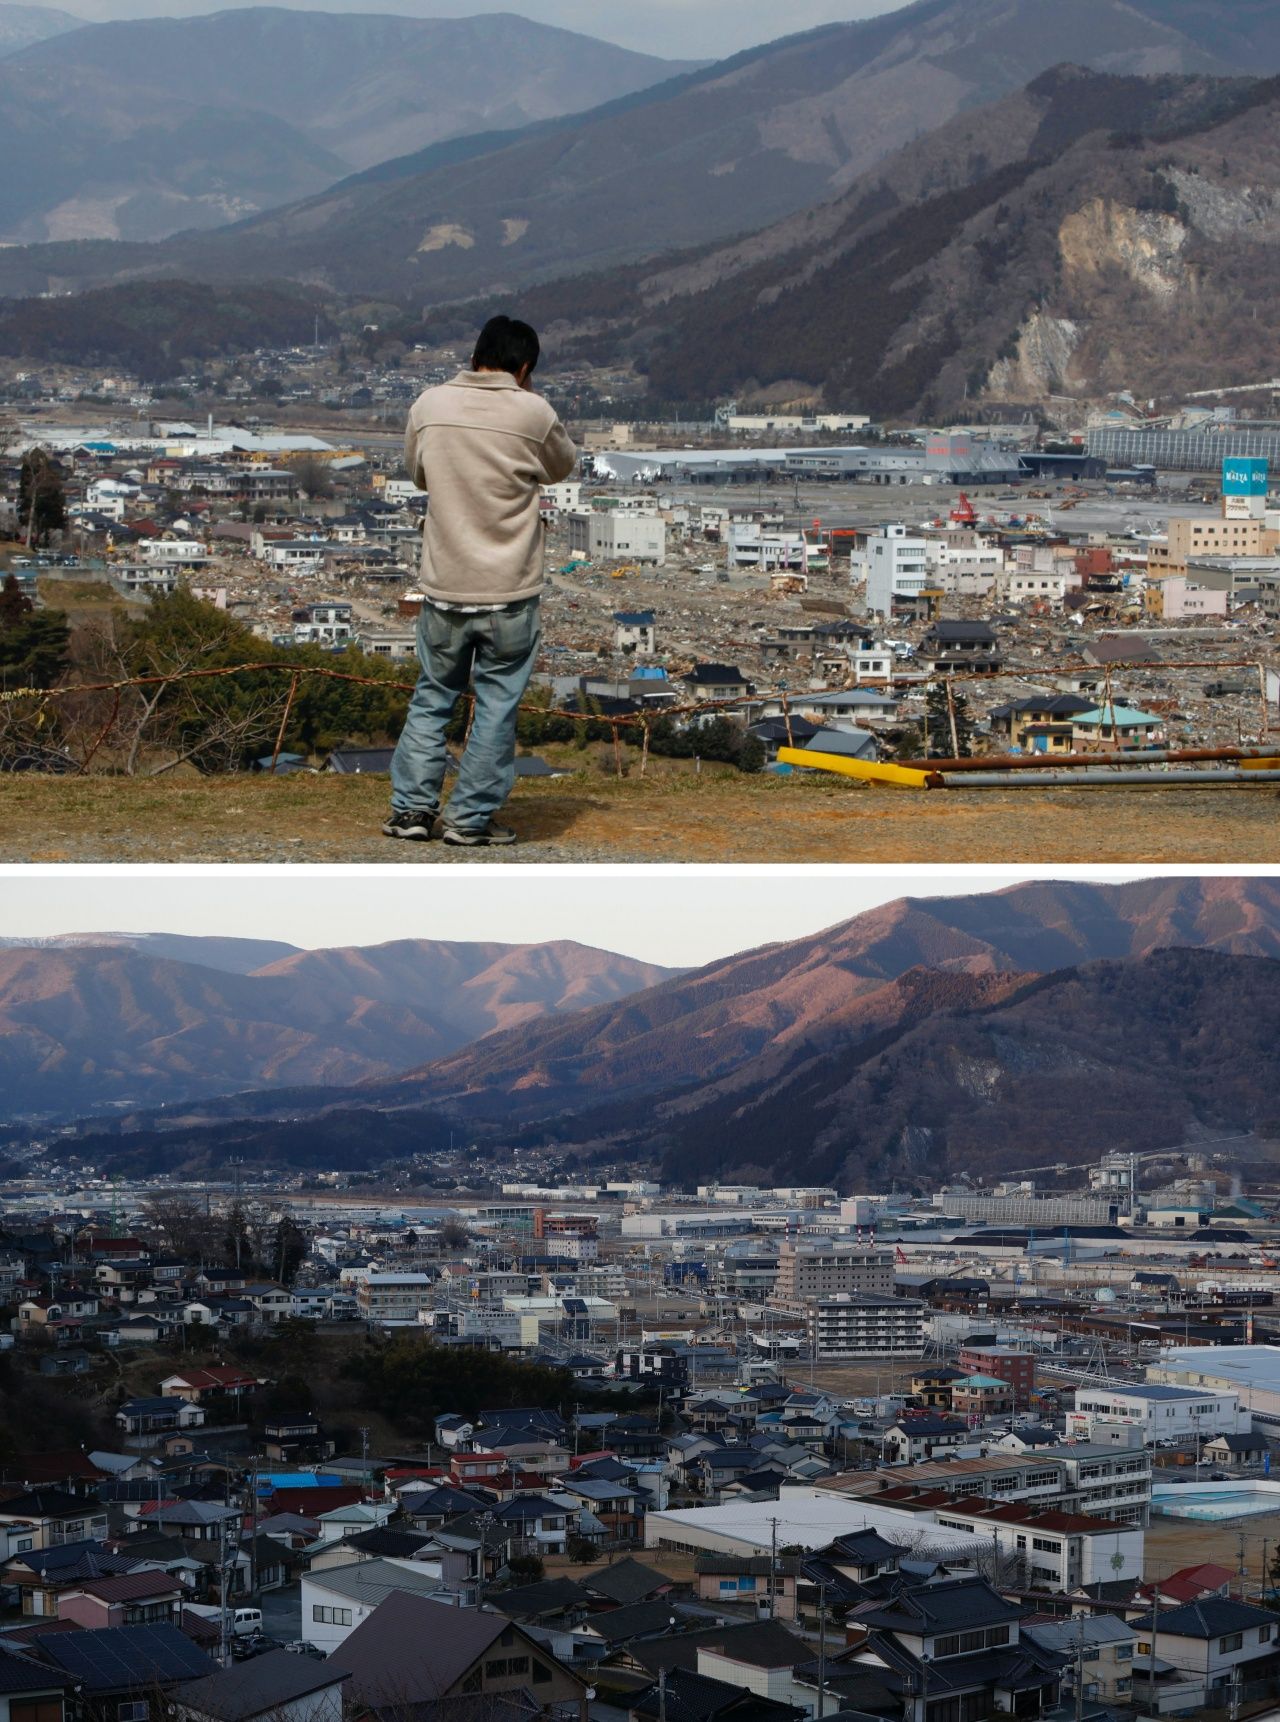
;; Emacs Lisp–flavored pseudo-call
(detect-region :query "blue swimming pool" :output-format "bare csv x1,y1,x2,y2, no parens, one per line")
1154,1484,1280,1521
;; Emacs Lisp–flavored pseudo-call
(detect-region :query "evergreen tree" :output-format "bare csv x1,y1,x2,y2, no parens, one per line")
0,575,69,689
18,450,67,547
272,1217,308,1286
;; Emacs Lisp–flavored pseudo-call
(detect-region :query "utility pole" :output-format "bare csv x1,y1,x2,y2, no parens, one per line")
657,1667,667,1722
218,1514,231,1667
1148,1573,1161,1714
1074,1613,1085,1722
817,1580,828,1721
769,1516,778,1621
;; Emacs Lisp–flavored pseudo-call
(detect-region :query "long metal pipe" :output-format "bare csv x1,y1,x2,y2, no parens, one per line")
909,746,1279,773
938,768,1280,789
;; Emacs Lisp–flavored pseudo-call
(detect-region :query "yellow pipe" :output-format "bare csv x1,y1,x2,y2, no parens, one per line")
777,747,934,788
1239,756,1280,772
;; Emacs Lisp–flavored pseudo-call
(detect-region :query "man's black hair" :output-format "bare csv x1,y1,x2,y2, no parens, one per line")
473,316,540,378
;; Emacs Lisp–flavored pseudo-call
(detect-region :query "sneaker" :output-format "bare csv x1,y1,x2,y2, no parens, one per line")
381,809,436,840
438,820,518,847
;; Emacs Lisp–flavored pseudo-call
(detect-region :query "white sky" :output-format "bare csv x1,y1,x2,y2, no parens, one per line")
0,866,1188,968
32,0,918,59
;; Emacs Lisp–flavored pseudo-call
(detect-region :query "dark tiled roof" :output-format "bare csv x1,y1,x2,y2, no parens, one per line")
585,1558,674,1606
176,1649,347,1721
489,1578,588,1619
580,1601,682,1645
336,1592,507,1705
0,1650,68,1695
630,1666,806,1722
1130,1598,1278,1637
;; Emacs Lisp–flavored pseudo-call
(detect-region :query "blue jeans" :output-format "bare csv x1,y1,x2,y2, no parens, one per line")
390,597,541,831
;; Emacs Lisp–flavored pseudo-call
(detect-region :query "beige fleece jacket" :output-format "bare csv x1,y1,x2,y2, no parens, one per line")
404,369,577,607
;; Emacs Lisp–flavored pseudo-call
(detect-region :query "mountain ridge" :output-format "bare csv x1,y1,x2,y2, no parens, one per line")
36,879,1280,1186
0,7,697,243
1,0,1273,296
0,937,676,1118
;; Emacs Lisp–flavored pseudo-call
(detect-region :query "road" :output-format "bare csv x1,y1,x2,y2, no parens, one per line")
257,1582,302,1644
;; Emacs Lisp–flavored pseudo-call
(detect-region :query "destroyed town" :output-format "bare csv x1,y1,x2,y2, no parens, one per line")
2,344,1280,861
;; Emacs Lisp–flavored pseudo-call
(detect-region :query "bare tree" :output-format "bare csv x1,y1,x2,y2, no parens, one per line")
70,605,287,776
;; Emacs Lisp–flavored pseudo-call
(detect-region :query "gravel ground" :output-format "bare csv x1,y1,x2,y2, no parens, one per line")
2,772,1279,863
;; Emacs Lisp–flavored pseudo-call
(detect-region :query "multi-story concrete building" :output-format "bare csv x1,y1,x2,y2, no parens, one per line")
354,1272,436,1325
809,1294,924,1360
958,1345,1036,1408
1148,516,1278,579
1068,1383,1247,1445
567,510,665,564
863,524,930,615
773,1241,894,1305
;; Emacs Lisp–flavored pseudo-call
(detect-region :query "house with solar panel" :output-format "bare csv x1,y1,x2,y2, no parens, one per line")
23,1623,216,1722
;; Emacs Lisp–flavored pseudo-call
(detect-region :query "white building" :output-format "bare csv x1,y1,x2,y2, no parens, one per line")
726,524,808,570
1003,567,1070,606
725,413,870,435
299,1559,455,1652
924,532,1005,595
354,1273,436,1325
643,1485,1143,1592
1148,1345,1280,1422
1068,1383,1247,1445
863,525,930,615
541,481,582,513
567,510,665,564
613,610,656,654
810,1295,924,1360
137,538,210,566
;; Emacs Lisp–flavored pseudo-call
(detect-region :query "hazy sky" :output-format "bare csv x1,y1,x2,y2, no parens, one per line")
3,866,1170,968
31,0,918,58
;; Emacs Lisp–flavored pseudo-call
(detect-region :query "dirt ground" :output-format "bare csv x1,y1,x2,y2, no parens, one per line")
1147,1508,1280,1588
2,770,1278,863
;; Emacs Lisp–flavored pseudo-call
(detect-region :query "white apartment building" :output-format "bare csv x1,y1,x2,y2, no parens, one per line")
354,1272,436,1325
1068,1384,1247,1445
863,525,930,615
644,1486,1144,1592
811,1294,924,1360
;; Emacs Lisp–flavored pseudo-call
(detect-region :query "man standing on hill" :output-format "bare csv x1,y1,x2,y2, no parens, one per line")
383,316,577,846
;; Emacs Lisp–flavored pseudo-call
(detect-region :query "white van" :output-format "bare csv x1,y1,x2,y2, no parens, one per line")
232,1609,263,1638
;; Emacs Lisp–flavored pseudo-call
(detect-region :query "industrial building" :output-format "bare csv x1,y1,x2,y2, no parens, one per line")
1148,1346,1280,1424
934,1193,1120,1227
